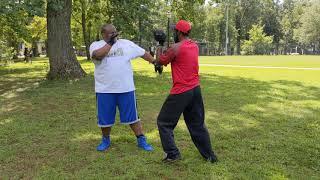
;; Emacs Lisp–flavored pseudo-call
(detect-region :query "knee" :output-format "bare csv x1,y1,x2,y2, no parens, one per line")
156,115,162,127
157,113,168,128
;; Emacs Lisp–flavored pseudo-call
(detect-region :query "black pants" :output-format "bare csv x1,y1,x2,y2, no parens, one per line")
157,86,216,159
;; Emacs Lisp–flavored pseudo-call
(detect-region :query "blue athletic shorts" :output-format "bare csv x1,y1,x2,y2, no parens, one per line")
96,91,140,127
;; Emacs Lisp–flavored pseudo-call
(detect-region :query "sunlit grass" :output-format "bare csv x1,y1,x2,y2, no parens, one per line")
200,55,320,67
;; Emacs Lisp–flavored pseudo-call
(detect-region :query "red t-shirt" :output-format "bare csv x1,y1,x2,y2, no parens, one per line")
159,39,199,94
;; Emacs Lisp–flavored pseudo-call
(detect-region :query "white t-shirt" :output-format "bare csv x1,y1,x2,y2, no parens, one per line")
89,39,145,93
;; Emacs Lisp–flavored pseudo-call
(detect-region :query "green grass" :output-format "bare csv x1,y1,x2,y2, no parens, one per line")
200,55,320,68
1,56,319,179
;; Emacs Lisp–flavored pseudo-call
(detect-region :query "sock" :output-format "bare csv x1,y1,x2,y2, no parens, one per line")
136,134,144,138
103,135,110,139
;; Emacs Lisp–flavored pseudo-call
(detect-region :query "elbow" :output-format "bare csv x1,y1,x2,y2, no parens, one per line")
158,60,164,65
159,60,168,66
158,57,170,66
92,55,100,61
92,52,103,61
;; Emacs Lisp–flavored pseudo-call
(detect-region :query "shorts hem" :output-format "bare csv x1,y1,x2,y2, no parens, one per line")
98,124,114,127
120,119,140,125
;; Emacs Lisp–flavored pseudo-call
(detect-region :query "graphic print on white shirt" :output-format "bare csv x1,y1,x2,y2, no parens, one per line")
89,39,145,93
107,48,124,58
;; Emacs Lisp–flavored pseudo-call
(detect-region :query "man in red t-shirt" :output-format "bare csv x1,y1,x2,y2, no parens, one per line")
155,20,218,163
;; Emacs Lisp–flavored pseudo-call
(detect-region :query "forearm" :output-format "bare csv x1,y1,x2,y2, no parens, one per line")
141,52,156,64
92,44,112,60
157,47,174,66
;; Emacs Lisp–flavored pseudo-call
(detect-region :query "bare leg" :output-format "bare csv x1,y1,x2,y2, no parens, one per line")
101,127,111,137
129,121,143,136
96,127,112,151
130,121,153,151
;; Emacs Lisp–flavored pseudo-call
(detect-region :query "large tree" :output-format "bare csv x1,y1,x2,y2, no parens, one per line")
233,0,262,55
72,0,91,60
261,0,282,54
47,0,86,79
241,24,273,55
26,16,47,57
72,0,109,60
0,0,44,59
295,0,320,53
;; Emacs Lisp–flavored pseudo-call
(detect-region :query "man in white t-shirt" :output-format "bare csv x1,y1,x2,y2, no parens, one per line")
90,24,156,152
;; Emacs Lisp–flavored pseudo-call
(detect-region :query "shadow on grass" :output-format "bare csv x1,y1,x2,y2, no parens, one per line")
0,70,319,178
0,59,48,96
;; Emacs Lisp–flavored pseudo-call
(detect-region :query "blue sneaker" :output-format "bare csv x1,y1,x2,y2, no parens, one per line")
137,135,153,151
96,136,111,151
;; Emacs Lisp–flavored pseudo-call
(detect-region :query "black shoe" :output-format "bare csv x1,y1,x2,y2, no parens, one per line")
207,155,218,163
162,154,182,163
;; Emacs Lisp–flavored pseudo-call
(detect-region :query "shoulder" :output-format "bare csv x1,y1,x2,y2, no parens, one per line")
117,39,134,45
171,42,180,49
181,39,198,49
118,39,143,51
188,39,198,46
90,40,104,45
170,42,182,53
90,40,105,48
115,39,138,48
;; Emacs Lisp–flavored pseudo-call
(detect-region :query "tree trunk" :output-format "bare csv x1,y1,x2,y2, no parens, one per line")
80,0,91,61
96,30,100,41
47,0,86,79
32,41,40,57
10,42,19,60
274,43,279,55
235,13,241,55
88,21,92,43
219,22,224,55
284,42,288,55
45,40,48,57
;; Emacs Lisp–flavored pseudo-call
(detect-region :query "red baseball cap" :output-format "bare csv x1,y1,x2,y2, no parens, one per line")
175,20,191,33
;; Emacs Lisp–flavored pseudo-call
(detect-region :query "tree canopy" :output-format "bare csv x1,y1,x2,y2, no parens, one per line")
1,0,320,78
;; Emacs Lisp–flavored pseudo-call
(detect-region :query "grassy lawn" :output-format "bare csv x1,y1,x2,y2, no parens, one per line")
1,56,319,179
200,55,320,68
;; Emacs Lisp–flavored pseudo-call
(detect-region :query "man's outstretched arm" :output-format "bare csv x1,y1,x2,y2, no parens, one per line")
141,51,156,64
157,47,175,66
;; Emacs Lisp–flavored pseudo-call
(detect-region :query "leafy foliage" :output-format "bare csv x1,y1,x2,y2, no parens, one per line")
241,25,273,55
294,0,320,47
1,0,320,56
27,16,47,42
0,0,45,58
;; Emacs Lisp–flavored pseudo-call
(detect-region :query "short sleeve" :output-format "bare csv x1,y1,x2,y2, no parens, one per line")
89,41,106,58
159,47,175,66
127,41,145,59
